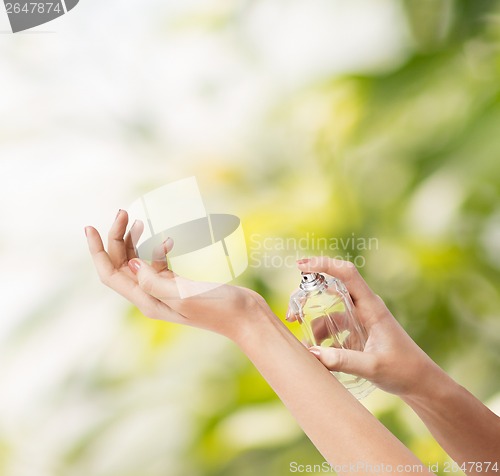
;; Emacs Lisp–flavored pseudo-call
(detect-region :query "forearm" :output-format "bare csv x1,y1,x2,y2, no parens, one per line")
233,307,431,475
402,362,500,474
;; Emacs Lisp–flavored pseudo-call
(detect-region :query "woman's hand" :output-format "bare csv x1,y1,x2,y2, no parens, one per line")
85,210,269,341
287,256,443,397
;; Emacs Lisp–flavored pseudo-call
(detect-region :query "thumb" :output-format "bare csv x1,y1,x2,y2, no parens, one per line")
309,346,376,380
129,259,179,301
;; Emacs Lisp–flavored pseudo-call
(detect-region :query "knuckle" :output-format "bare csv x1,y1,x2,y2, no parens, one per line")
107,230,116,240
142,307,160,320
343,260,358,275
335,350,348,370
371,295,390,315
139,276,154,295
135,299,157,320
98,273,111,287
325,349,342,370
366,356,384,379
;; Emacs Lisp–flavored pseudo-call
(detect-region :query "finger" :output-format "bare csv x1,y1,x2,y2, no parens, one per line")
85,226,179,322
151,237,174,272
129,258,182,303
124,219,144,261
309,313,348,346
286,306,298,322
309,346,377,380
286,290,303,322
107,210,129,268
325,311,366,350
129,258,223,315
297,257,377,304
286,313,297,322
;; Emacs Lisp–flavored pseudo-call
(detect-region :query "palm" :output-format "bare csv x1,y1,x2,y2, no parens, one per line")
85,210,268,338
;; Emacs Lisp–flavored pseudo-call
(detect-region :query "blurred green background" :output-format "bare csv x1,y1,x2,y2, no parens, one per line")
1,0,500,475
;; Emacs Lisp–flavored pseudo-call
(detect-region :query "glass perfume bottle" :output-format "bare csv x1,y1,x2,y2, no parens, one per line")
289,272,375,399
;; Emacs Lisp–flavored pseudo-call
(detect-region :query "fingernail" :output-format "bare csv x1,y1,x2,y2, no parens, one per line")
115,209,122,220
309,347,321,357
84,226,90,237
164,237,173,249
285,308,296,321
297,258,310,265
128,259,141,273
129,219,140,231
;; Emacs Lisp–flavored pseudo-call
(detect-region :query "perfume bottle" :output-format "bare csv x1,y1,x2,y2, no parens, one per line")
289,272,375,399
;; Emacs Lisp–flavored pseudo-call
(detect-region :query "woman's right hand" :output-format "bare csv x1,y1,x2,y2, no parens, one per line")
287,256,444,398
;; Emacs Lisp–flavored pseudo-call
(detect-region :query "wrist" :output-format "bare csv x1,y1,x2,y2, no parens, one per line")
401,358,457,407
231,305,282,351
225,295,279,346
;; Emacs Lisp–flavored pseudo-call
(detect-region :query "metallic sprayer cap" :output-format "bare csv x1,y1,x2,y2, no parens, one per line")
299,272,326,291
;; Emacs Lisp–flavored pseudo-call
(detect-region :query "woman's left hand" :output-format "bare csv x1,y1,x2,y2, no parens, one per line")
85,209,269,341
